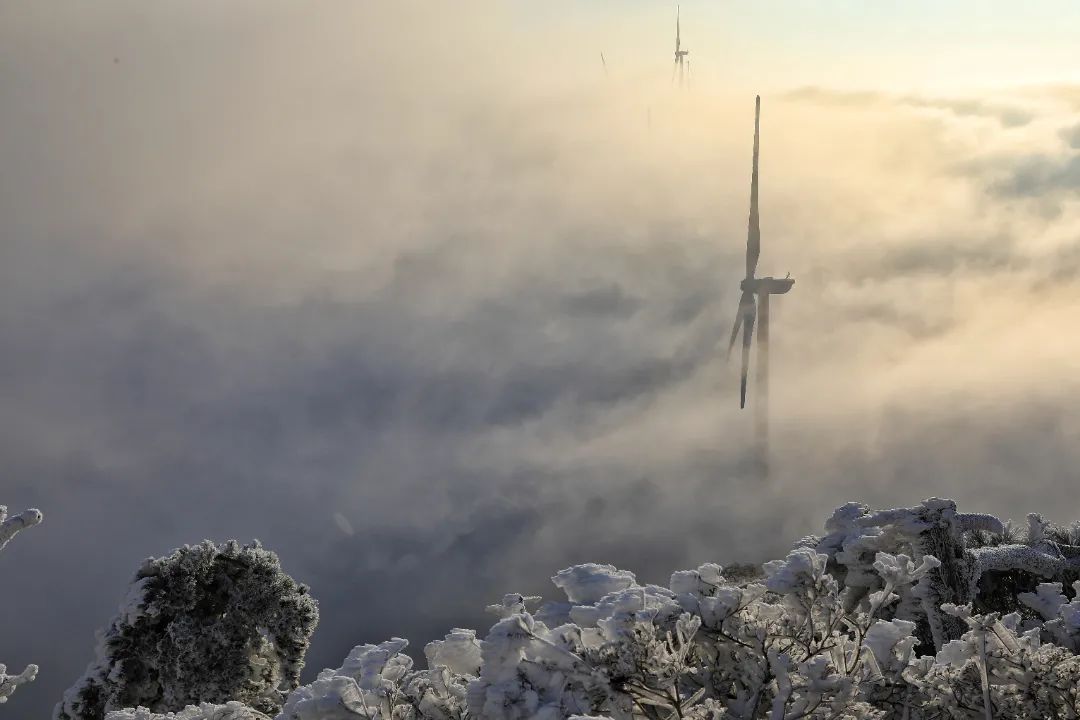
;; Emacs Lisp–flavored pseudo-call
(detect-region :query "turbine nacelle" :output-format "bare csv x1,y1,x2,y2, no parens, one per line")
740,276,794,295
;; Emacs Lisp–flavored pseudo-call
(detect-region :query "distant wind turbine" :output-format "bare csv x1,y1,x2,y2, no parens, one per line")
672,6,689,87
727,97,794,467
601,51,608,77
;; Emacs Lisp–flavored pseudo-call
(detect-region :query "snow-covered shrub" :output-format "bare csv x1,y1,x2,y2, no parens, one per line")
805,498,1080,653
57,540,319,720
902,602,1080,718
1,504,43,703
276,631,480,720
98,498,1080,719
268,551,928,719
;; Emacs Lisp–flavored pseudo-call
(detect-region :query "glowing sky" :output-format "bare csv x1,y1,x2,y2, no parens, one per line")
514,1,1080,91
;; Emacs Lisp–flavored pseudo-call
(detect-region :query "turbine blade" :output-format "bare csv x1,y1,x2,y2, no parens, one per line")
726,306,743,358
746,96,761,279
727,290,755,358
676,5,681,52
740,296,756,409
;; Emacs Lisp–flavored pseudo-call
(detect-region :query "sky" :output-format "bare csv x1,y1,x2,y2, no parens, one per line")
3,1,1080,717
522,1,1080,91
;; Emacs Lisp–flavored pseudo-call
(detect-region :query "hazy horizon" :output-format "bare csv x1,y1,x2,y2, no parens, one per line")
3,2,1080,717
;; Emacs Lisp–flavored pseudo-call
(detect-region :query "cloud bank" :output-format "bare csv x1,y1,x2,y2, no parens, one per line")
3,3,1080,716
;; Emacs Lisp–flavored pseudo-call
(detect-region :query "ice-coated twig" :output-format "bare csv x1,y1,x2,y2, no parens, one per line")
970,543,1080,583
1,506,43,705
0,505,42,554
0,663,38,704
956,513,1005,536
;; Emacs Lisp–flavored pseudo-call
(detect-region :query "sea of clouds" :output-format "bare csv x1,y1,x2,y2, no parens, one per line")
3,2,1080,716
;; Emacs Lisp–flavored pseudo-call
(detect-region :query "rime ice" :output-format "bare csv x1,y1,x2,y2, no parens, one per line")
0,505,42,704
52,498,1080,718
56,540,318,720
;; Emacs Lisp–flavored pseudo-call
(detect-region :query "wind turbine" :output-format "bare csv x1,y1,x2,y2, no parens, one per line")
727,96,794,467
673,6,689,87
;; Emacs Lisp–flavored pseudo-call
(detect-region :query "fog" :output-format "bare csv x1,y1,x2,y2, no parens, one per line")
2,2,1080,716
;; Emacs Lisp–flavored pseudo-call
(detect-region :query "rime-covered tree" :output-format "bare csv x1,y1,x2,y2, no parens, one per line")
89,498,1080,719
56,540,318,720
0,504,43,704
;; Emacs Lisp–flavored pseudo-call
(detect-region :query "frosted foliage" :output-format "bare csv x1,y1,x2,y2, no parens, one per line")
1018,580,1080,652
56,540,319,720
96,498,1080,719
0,504,43,553
105,702,271,719
763,547,830,594
1,504,43,704
299,547,920,719
0,663,39,704
425,629,483,676
807,497,1080,654
278,633,477,720
902,603,1080,718
552,564,637,604
281,499,1080,718
485,594,542,620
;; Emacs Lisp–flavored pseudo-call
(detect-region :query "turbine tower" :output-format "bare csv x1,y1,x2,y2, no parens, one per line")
727,96,794,471
673,6,689,87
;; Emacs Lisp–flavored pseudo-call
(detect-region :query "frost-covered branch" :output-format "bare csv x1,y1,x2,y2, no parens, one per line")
1,504,43,704
0,663,38,704
0,505,43,553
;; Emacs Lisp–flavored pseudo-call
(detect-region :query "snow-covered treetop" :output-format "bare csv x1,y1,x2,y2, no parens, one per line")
57,539,318,720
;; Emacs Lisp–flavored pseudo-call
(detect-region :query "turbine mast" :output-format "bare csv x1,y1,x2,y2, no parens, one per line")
752,95,767,476
756,292,770,475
